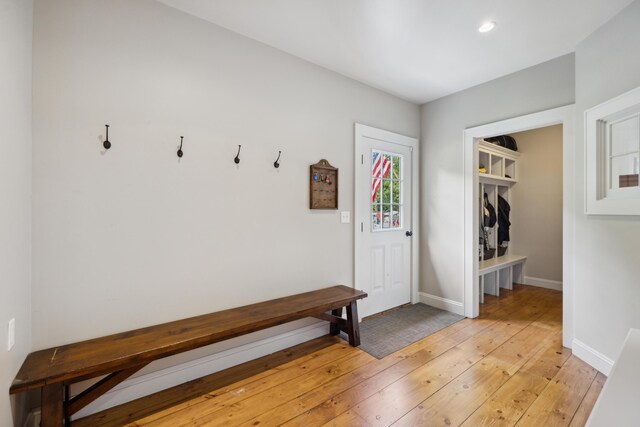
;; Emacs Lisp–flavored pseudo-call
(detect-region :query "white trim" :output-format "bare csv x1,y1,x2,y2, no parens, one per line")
354,123,420,318
411,134,420,308
418,292,465,316
463,105,575,348
522,276,563,291
573,338,615,376
73,320,328,418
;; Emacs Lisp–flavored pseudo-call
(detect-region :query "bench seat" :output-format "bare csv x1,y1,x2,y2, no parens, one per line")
10,285,367,427
479,254,526,302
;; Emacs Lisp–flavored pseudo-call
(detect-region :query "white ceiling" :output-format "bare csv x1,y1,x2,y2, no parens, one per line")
157,0,634,104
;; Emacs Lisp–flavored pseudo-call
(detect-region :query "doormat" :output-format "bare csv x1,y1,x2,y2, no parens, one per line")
346,303,464,359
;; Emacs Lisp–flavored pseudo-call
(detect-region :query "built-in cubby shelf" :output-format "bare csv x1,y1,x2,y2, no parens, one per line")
478,139,524,303
478,140,521,184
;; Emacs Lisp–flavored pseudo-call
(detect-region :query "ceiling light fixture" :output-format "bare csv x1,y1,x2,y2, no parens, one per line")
478,21,496,33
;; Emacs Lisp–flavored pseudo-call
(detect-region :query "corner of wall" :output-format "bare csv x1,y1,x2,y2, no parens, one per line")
0,0,34,426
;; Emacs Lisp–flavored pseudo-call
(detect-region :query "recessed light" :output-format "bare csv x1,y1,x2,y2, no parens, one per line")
478,21,496,33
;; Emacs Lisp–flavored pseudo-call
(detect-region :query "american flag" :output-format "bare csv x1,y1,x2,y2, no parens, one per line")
372,152,392,202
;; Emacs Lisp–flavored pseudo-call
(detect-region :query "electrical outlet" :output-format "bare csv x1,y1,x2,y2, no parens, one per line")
340,211,350,224
8,318,15,351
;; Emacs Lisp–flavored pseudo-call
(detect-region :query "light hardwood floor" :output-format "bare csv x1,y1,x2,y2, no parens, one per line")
90,285,605,427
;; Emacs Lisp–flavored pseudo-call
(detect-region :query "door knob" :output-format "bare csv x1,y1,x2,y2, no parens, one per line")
406,231,413,237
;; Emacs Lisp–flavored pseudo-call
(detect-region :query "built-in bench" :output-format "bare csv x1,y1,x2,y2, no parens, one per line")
9,285,367,427
479,254,527,303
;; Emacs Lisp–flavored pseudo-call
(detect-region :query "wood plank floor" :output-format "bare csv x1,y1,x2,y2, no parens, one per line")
82,285,605,427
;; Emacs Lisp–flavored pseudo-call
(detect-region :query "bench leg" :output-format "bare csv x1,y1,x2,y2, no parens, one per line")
329,307,343,335
42,383,64,427
345,301,361,347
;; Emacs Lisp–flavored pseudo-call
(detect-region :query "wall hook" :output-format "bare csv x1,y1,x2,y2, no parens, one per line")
103,124,111,150
177,136,184,158
274,151,282,168
234,145,242,164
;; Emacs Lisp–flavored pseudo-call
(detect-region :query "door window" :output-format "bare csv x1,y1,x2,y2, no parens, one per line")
371,150,403,231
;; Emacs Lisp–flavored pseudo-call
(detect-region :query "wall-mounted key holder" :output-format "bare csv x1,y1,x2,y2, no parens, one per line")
310,159,338,209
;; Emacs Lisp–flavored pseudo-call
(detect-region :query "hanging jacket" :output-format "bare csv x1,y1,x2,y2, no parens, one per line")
483,193,497,228
498,195,511,244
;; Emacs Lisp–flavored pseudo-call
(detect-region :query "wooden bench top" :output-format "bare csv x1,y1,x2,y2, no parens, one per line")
10,285,366,394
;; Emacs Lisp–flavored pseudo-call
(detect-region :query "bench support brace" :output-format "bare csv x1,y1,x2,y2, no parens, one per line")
329,307,344,336
64,364,148,422
313,304,361,347
39,364,150,426
313,309,346,333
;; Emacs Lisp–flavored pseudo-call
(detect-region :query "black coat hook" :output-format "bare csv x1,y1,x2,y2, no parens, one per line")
234,145,241,164
103,124,111,150
177,136,184,158
274,151,282,168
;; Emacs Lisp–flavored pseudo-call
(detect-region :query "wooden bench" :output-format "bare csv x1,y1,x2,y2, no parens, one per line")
9,285,367,427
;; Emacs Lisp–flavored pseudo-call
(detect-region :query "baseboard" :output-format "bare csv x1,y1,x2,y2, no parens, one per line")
523,276,563,291
73,319,329,419
572,338,615,376
418,292,465,316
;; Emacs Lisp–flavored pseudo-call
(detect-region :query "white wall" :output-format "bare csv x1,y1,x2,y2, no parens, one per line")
573,0,640,371
0,0,33,426
510,125,563,284
31,0,419,350
420,55,574,303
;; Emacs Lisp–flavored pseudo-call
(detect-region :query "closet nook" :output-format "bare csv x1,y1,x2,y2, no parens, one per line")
478,140,526,303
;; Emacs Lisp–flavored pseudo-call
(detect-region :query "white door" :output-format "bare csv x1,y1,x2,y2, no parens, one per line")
355,124,415,317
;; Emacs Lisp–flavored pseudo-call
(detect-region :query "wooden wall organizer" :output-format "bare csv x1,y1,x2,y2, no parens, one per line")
310,159,338,209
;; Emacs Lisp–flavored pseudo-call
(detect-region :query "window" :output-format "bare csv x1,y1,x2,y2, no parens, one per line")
607,114,640,192
586,85,640,215
371,150,403,230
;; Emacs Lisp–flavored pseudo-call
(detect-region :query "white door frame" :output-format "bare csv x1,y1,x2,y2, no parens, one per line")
354,123,420,314
463,105,575,348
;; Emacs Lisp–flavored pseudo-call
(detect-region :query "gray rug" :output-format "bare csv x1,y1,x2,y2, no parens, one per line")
346,303,464,359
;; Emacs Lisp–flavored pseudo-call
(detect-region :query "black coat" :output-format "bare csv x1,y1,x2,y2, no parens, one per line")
498,195,511,245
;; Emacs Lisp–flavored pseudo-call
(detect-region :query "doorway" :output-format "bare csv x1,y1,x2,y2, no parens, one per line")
463,105,575,348
354,124,419,318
